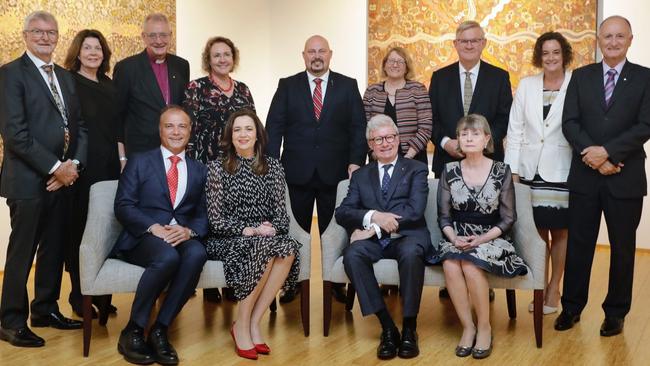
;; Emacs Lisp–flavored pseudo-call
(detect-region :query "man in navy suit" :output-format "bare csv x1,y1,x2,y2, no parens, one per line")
113,106,208,365
428,20,512,177
335,114,430,360
555,15,650,337
266,35,367,303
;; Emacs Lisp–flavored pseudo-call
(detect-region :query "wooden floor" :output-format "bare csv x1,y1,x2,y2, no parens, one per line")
2,221,650,365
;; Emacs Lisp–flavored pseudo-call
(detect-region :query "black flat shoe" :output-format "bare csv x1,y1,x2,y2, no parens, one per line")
600,317,624,337
377,327,401,360
0,326,45,347
148,327,179,365
439,287,449,298
203,288,222,303
472,334,492,359
279,288,299,303
554,310,580,331
118,327,154,365
31,311,82,330
398,328,419,359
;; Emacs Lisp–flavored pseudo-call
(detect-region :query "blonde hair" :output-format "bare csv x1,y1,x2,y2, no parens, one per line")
455,20,484,38
381,46,415,80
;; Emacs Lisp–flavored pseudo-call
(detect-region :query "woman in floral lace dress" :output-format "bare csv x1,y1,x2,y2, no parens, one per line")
428,114,528,359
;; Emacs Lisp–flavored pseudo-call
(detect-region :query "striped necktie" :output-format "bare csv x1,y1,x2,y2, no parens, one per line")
313,78,323,120
604,69,617,107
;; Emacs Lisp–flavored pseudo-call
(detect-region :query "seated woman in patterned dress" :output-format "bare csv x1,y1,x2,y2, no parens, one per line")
205,109,300,360
428,114,528,359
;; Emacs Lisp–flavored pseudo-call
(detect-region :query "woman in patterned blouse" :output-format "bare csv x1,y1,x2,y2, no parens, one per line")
205,109,300,360
183,36,255,163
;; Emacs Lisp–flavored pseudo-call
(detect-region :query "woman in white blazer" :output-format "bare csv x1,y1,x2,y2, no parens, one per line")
505,31,574,315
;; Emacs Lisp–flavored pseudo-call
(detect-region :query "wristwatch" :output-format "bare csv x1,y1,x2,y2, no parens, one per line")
189,229,198,238
72,159,83,172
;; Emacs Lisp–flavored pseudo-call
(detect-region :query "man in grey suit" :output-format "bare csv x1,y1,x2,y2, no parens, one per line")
0,11,87,347
335,114,430,360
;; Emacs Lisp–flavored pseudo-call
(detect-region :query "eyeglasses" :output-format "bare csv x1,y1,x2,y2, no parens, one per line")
369,134,397,145
386,58,406,66
25,29,58,38
456,38,484,46
144,32,171,40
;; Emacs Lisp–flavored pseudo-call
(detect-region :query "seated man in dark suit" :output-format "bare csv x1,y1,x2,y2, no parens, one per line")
113,105,208,365
335,114,430,360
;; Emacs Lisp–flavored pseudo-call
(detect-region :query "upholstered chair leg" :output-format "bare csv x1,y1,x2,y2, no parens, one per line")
534,289,544,347
345,283,355,311
82,295,93,357
323,281,332,336
506,289,517,319
300,280,310,336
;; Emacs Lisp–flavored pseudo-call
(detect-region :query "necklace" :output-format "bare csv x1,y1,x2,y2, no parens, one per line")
210,74,234,93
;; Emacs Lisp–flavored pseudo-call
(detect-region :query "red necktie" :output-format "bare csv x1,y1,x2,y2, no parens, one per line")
313,78,323,120
167,155,181,205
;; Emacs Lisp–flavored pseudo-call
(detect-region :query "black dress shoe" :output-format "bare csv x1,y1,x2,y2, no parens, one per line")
377,327,401,360
554,310,580,331
118,327,154,365
279,287,300,303
203,288,222,303
398,328,419,359
31,311,82,330
0,326,45,347
148,327,179,365
600,317,624,337
332,284,347,304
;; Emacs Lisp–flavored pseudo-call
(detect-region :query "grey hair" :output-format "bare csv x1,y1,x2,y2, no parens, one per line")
142,13,170,31
366,114,398,140
455,20,484,38
23,11,58,31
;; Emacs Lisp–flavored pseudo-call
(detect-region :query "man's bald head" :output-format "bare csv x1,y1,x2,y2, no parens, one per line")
302,35,332,76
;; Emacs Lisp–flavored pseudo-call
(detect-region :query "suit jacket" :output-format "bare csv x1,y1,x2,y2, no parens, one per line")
113,148,208,253
562,61,650,198
113,50,190,155
266,71,367,186
0,53,88,199
505,71,572,182
429,61,512,176
335,156,431,245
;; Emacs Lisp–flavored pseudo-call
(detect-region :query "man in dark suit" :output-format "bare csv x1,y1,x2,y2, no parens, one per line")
335,114,430,360
114,12,190,158
113,106,208,365
0,11,87,348
428,20,512,177
266,35,367,303
555,15,650,337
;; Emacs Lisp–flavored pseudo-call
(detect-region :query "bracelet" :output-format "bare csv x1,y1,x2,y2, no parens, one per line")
119,156,128,161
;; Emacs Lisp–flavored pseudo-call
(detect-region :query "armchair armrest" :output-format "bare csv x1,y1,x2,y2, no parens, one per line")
512,183,547,289
286,186,312,281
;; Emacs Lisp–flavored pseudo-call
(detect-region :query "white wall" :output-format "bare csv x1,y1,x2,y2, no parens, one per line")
2,0,650,269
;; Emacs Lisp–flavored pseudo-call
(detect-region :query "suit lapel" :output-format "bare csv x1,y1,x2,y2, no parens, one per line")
450,62,464,115
54,66,73,120
470,61,488,113
21,54,61,119
531,72,544,123
368,163,385,208
319,72,336,121
384,157,406,202
138,51,166,108
299,72,317,122
591,62,609,111
167,56,182,104
544,71,571,122
176,157,193,208
153,150,173,207
607,61,632,110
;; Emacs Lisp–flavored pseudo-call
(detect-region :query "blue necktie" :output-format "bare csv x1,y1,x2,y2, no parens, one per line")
379,164,393,248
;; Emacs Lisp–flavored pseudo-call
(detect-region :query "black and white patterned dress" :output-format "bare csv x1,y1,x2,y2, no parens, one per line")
427,161,528,277
205,156,300,300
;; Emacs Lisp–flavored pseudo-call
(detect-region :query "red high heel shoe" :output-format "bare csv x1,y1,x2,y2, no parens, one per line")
230,322,258,360
254,343,271,355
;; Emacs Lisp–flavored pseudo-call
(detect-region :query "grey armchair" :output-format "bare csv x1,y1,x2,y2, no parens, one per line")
320,178,547,347
79,180,311,356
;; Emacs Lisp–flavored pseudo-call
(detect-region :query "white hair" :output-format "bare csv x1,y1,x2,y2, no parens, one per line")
142,13,170,31
366,114,398,139
23,11,57,31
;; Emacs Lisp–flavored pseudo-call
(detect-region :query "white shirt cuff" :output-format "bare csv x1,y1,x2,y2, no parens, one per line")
363,210,382,239
49,160,62,174
440,136,451,149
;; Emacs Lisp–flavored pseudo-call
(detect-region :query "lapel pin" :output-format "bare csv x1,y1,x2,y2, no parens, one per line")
172,75,176,79
623,78,627,81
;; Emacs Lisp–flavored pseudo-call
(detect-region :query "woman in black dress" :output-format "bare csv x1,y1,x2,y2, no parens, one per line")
205,110,299,360
63,29,121,316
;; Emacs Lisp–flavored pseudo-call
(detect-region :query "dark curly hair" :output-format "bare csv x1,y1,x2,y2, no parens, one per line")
532,31,573,69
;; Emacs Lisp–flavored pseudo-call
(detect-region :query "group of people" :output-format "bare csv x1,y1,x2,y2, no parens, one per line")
0,8,648,365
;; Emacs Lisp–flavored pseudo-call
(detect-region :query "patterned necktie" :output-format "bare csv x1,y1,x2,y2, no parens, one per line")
379,164,393,248
313,78,323,120
167,155,181,206
604,69,617,107
463,71,473,116
41,64,70,158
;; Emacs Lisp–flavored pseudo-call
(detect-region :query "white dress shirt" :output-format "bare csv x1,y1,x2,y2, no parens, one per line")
161,146,187,225
362,157,399,238
602,59,625,85
307,70,330,100
440,61,482,147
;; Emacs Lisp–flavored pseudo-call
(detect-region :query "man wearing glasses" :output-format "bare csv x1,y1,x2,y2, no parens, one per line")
0,11,87,347
113,13,189,159
428,20,512,178
335,114,430,360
